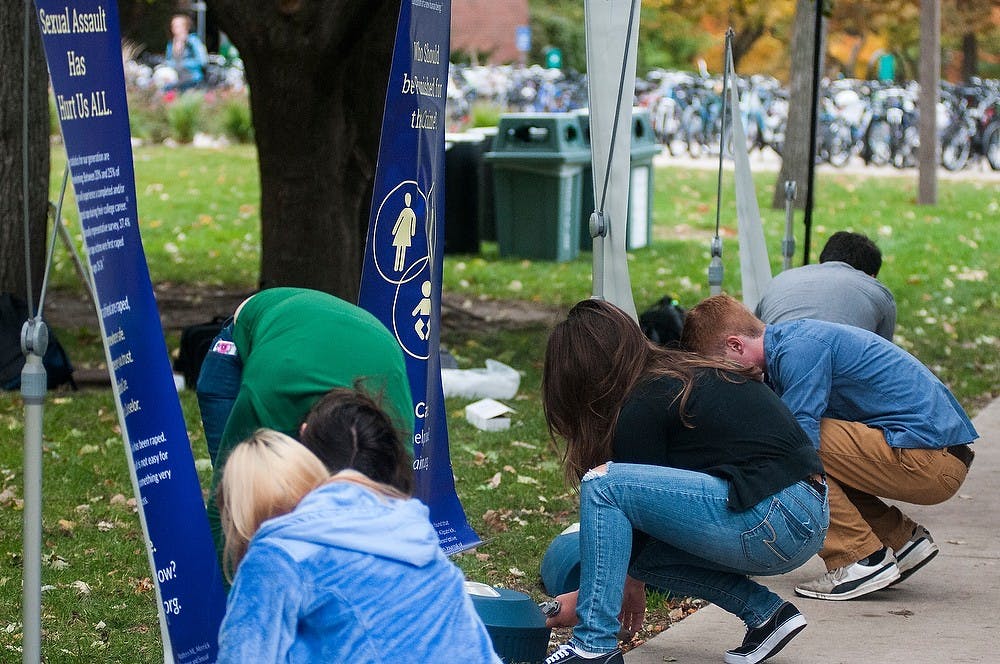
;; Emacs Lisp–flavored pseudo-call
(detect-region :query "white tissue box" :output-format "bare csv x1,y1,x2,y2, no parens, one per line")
465,398,515,431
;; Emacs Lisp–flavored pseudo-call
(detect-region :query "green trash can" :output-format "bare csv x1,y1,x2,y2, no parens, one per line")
628,109,661,250
577,108,661,251
484,113,590,262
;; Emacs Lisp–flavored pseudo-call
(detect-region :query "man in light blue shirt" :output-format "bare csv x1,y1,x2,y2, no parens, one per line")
682,295,977,602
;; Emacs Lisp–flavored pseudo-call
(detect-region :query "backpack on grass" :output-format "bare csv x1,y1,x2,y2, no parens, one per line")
0,292,76,391
638,295,687,347
173,316,229,388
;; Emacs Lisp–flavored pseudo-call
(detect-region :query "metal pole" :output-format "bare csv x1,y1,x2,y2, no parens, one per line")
22,320,48,664
802,0,823,265
782,180,797,271
21,0,44,659
709,30,734,296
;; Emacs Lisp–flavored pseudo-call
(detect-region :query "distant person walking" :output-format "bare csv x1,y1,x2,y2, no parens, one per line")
164,13,208,92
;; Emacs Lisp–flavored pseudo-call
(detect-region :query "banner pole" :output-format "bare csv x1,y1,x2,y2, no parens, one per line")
21,325,47,664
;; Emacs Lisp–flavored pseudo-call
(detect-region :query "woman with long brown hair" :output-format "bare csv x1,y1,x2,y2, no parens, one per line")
540,299,828,664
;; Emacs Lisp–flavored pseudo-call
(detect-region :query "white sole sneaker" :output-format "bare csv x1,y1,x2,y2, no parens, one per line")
795,561,901,601
892,534,939,586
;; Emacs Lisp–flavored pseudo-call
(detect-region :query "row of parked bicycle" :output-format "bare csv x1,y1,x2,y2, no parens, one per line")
640,70,1000,171
446,64,1000,172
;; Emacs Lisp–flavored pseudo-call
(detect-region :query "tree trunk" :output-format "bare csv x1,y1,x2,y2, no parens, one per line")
0,2,50,304
210,0,401,301
960,32,977,82
771,0,825,213
918,0,940,205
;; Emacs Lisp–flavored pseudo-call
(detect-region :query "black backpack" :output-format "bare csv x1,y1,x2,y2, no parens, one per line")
0,292,76,391
638,295,687,347
173,316,229,388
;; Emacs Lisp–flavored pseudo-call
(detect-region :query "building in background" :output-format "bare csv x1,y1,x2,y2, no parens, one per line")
451,0,530,64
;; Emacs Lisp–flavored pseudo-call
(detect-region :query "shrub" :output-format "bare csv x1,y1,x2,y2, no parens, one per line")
165,91,204,143
470,100,503,128
220,96,254,143
127,87,171,143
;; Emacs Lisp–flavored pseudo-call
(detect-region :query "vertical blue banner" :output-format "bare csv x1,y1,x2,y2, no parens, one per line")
359,0,480,554
34,2,226,661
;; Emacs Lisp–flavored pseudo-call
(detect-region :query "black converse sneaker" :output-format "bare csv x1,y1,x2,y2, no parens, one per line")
794,546,901,600
724,602,808,664
544,644,624,664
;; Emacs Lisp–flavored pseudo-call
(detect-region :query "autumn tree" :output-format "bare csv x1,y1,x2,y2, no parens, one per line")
0,2,50,303
208,0,402,300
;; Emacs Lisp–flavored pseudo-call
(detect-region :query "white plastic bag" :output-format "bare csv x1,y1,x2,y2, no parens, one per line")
441,359,520,399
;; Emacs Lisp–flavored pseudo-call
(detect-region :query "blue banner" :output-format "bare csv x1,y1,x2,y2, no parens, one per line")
359,0,480,554
34,1,226,661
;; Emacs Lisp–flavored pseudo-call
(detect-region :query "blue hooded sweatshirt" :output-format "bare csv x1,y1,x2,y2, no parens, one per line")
217,480,500,663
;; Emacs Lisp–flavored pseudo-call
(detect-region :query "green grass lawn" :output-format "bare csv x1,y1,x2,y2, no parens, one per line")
1,145,996,660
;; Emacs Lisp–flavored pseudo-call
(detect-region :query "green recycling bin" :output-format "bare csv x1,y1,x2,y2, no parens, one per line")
577,108,661,251
484,113,590,262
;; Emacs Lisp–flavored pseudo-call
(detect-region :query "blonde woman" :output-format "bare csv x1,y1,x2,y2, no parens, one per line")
216,391,500,663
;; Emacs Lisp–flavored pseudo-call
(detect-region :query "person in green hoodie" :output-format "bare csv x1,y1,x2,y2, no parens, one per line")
200,287,413,558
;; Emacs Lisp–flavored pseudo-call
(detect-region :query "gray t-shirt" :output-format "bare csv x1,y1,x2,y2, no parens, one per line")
754,261,896,340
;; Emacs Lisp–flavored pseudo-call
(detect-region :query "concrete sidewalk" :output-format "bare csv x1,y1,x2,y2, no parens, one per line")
625,397,1000,664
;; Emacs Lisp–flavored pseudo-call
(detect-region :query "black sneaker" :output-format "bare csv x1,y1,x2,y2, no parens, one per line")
724,602,807,664
544,644,624,664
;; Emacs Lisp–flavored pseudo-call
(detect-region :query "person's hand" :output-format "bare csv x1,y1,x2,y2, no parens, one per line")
618,576,646,638
545,591,579,629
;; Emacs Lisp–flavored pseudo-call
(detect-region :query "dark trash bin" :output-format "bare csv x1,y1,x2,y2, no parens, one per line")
444,132,489,254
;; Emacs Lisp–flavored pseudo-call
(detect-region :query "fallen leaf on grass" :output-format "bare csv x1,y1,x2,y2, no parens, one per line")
486,472,502,489
96,521,115,532
43,554,69,570
0,487,20,507
58,519,76,534
71,580,92,596
482,509,508,532
508,567,526,578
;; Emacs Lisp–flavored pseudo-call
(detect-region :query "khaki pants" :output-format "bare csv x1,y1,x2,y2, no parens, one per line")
817,418,969,570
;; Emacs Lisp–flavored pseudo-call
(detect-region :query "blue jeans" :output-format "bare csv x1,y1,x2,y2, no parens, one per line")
572,462,828,654
195,321,241,464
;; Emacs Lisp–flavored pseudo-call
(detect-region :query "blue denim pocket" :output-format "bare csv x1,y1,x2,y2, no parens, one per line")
740,494,819,573
196,323,241,464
